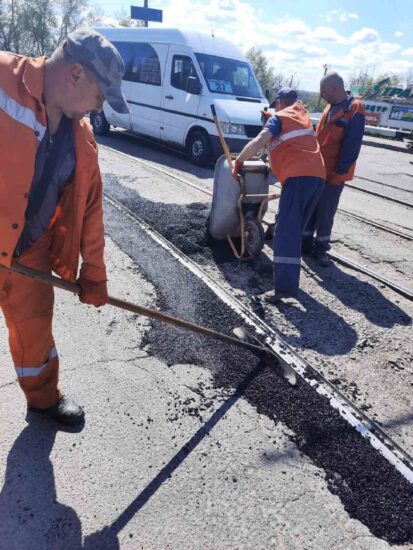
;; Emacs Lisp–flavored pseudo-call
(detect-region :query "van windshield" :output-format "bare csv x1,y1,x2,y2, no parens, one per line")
195,53,262,98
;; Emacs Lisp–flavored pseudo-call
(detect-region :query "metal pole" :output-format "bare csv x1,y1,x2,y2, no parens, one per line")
144,0,148,27
316,64,329,111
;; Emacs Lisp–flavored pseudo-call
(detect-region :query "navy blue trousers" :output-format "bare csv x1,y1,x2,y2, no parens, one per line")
302,182,344,254
273,177,325,295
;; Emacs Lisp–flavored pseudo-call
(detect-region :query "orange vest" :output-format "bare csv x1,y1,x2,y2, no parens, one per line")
268,102,325,185
316,98,365,184
0,52,106,282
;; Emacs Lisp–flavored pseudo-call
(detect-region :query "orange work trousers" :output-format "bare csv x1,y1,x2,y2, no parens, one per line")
0,232,61,408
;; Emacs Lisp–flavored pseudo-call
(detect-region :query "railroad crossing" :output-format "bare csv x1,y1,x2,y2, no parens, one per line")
0,130,412,549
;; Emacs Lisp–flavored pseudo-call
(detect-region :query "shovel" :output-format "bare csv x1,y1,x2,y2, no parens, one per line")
0,262,297,385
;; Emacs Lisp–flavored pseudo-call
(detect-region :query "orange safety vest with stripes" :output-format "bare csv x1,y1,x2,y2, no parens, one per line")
268,102,326,185
316,98,365,184
0,52,107,282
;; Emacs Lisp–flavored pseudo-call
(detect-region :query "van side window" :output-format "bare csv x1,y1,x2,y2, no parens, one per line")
112,41,135,81
171,55,197,91
112,41,161,85
133,43,161,85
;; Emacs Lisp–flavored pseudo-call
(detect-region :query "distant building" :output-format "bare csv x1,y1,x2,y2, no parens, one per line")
351,79,413,132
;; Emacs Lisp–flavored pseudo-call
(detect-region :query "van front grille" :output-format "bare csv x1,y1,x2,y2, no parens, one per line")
244,125,262,138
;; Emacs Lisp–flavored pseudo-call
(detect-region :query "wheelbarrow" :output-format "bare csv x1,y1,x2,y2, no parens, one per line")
207,105,279,259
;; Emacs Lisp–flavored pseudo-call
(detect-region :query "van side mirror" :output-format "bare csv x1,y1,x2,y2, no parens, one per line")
265,89,270,100
186,76,202,95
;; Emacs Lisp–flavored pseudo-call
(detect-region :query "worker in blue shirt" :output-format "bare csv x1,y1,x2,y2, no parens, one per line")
302,72,365,266
233,88,325,302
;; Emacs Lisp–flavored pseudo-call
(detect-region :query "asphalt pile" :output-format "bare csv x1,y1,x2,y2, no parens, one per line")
103,174,413,544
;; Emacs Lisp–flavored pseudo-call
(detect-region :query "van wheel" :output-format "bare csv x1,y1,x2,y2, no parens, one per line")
188,130,212,166
90,111,110,136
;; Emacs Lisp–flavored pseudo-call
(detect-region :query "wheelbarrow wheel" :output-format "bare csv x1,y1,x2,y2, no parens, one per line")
244,215,265,258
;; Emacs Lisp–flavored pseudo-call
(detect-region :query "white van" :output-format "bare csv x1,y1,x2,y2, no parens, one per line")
92,27,269,164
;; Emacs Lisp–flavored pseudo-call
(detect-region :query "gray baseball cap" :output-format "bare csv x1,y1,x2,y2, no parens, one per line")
63,28,129,114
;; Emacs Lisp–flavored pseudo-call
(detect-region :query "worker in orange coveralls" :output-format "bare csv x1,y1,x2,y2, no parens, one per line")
233,88,326,303
0,29,129,426
302,72,365,266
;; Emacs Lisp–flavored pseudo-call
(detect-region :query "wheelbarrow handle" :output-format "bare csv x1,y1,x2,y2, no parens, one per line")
210,104,233,170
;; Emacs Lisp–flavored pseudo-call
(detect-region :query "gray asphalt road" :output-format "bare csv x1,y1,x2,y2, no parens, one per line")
0,133,412,549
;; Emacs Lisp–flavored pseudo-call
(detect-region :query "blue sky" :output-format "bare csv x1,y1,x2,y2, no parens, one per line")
93,0,413,90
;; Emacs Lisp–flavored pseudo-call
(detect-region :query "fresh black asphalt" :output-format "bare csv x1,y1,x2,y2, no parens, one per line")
103,173,413,545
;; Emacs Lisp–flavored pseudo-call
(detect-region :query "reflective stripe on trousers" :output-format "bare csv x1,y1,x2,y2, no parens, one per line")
303,182,344,253
0,231,61,408
273,176,325,294
15,347,58,378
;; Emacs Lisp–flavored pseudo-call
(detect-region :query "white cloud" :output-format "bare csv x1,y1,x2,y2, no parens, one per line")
322,9,359,23
395,31,404,37
313,26,347,44
125,0,412,91
350,27,380,44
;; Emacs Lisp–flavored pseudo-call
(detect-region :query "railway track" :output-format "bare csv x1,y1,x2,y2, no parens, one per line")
101,133,413,209
345,181,413,208
355,175,413,195
100,144,413,300
103,190,413,485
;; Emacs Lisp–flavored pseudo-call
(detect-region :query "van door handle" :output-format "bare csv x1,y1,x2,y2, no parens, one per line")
165,94,174,100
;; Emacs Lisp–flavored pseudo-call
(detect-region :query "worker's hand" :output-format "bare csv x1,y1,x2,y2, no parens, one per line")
261,109,273,122
328,172,344,185
232,158,243,181
77,277,108,307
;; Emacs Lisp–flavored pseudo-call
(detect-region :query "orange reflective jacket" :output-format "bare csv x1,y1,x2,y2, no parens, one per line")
268,102,325,185
0,52,106,282
316,98,365,184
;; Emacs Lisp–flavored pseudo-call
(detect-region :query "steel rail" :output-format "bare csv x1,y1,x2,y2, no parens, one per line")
326,251,413,300
103,190,413,484
355,175,413,195
100,144,413,299
345,182,413,208
337,208,413,241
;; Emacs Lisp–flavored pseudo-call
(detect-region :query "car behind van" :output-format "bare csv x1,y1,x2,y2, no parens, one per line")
92,27,268,165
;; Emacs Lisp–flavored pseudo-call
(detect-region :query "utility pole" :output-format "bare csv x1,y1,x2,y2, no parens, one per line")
316,64,330,110
144,0,148,27
131,3,163,28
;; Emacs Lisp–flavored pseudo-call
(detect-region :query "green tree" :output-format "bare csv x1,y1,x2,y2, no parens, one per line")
0,0,21,52
348,69,404,95
0,0,94,56
245,46,290,101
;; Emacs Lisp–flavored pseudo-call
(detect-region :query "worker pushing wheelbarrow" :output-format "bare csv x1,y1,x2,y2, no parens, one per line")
208,104,279,259
209,88,327,303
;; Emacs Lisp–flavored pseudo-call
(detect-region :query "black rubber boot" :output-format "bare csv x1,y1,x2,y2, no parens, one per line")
264,223,275,241
264,290,297,304
313,252,331,267
28,396,85,426
301,237,313,255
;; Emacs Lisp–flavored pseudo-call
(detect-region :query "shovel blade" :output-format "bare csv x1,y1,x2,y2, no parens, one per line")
233,327,297,386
